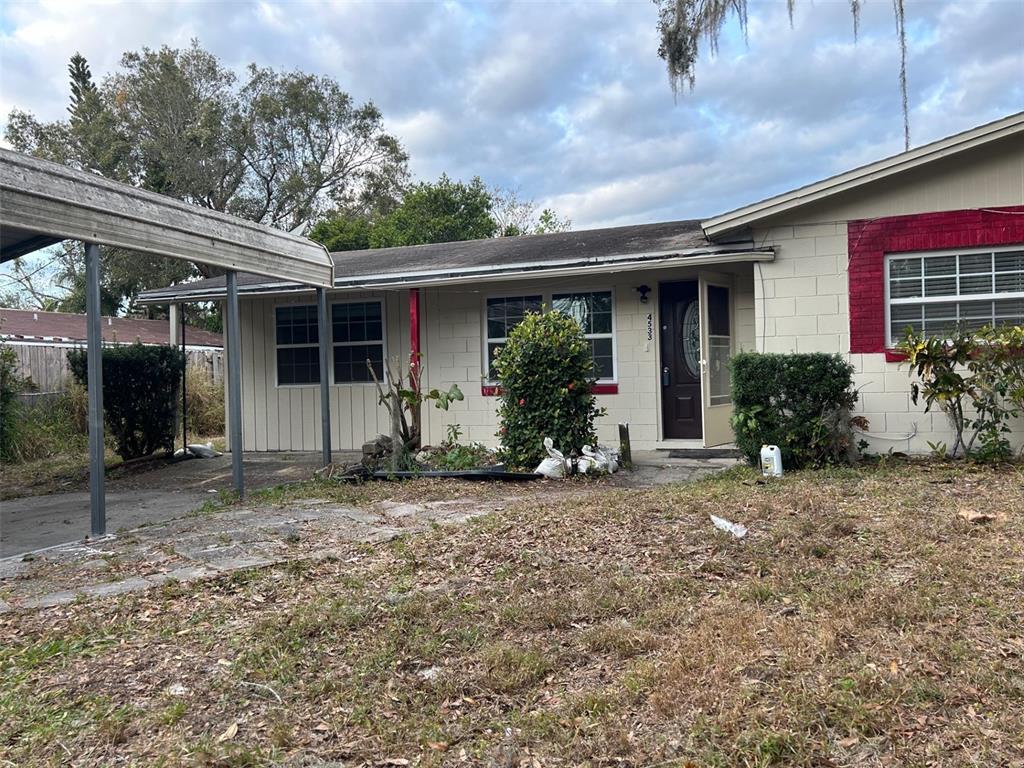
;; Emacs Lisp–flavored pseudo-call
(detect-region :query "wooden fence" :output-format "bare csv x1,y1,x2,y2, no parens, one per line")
9,343,223,394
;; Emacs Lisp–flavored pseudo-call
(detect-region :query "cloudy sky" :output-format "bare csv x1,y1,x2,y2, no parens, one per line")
1,0,1022,229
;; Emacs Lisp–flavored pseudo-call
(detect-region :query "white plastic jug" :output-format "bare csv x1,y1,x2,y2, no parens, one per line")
760,445,783,477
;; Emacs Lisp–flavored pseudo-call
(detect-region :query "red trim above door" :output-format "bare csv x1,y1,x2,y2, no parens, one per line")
848,206,1024,354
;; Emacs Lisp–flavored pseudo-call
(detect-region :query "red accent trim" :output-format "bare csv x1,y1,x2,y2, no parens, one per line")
409,287,421,386
884,350,907,363
848,206,1024,354
481,383,619,397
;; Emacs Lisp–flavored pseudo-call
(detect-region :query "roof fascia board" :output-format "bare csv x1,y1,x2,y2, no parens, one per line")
702,112,1024,238
0,149,334,287
137,249,775,303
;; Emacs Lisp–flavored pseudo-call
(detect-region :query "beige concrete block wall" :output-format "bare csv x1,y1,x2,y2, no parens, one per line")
421,265,756,451
750,222,1008,454
231,265,755,453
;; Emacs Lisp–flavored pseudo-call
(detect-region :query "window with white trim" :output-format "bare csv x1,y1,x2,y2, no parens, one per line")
551,291,615,381
275,305,320,385
485,295,542,381
886,247,1024,345
484,290,616,383
332,301,384,383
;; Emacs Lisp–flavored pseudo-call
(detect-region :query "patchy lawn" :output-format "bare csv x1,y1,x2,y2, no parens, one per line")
2,461,1023,767
0,436,227,500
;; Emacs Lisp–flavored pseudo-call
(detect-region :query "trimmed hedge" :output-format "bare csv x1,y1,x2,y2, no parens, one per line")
730,352,862,468
494,310,605,469
68,343,185,460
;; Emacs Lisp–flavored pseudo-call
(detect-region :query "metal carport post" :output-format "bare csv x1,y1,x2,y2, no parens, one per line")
1,147,334,543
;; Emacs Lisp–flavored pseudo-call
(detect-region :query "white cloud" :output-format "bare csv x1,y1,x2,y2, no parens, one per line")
1,0,1020,230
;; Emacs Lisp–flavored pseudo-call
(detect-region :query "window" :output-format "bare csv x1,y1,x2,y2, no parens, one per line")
332,301,384,383
551,291,615,381
484,290,616,383
276,305,320,385
485,295,542,380
887,248,1024,345
706,284,731,405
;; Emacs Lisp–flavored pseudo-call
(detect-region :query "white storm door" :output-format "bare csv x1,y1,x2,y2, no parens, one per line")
699,274,735,447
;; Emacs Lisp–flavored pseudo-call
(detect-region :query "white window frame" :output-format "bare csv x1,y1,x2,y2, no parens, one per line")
330,298,387,386
884,245,1024,347
274,303,321,388
274,298,387,388
482,288,617,384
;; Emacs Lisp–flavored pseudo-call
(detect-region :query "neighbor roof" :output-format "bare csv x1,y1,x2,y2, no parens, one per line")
0,308,222,348
0,148,334,287
138,220,770,303
701,111,1024,237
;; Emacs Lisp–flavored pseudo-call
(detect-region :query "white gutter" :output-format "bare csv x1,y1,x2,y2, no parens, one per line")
137,248,774,303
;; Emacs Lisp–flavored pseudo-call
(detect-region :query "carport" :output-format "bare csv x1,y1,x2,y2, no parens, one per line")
0,148,335,541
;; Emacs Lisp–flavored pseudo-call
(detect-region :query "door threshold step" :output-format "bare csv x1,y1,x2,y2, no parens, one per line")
665,448,743,459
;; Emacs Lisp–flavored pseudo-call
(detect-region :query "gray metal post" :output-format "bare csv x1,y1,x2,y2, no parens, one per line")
85,242,105,537
226,271,244,497
317,287,332,467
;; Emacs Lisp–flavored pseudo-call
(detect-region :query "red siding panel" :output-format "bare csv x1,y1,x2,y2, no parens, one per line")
847,206,1024,353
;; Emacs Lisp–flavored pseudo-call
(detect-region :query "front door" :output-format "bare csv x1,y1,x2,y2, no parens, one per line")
659,281,702,439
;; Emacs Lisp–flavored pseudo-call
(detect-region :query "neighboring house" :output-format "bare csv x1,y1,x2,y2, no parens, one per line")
138,112,1024,455
0,308,223,391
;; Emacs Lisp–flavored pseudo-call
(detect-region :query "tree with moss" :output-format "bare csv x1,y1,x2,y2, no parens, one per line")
655,0,911,149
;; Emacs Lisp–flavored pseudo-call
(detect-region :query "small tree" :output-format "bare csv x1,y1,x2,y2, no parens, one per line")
68,343,185,460
495,310,605,469
900,326,1022,460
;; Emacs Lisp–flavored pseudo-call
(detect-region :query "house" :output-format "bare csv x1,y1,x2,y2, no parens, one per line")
0,307,223,392
138,112,1024,455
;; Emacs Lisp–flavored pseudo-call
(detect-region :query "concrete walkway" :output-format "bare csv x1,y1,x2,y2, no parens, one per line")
0,452,334,558
0,450,742,614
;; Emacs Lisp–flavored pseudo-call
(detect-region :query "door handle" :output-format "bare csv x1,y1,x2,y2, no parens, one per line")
662,366,671,387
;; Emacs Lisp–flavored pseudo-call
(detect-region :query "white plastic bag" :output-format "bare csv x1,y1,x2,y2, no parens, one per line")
534,437,569,478
709,514,748,539
173,442,222,459
579,444,620,474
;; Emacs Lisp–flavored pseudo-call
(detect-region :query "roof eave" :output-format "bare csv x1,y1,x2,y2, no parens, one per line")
701,111,1024,238
137,246,775,304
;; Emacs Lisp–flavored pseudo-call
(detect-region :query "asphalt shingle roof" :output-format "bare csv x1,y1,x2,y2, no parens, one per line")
138,219,743,301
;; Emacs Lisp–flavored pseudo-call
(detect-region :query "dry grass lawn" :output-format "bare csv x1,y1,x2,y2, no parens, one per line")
2,460,1023,767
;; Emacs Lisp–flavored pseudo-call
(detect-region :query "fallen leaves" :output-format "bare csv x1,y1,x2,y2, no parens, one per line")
216,721,238,743
2,461,1023,767
958,508,998,524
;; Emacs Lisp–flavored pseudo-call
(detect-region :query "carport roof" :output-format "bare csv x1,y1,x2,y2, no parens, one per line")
137,219,770,303
0,148,334,287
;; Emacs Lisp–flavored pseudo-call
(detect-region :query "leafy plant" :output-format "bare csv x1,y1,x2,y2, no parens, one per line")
730,352,863,468
67,343,185,460
899,325,1022,460
494,309,605,469
0,341,29,462
370,359,464,470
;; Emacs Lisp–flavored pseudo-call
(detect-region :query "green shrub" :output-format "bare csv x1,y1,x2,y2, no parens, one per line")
494,310,605,469
0,342,29,463
730,352,862,468
67,343,185,460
